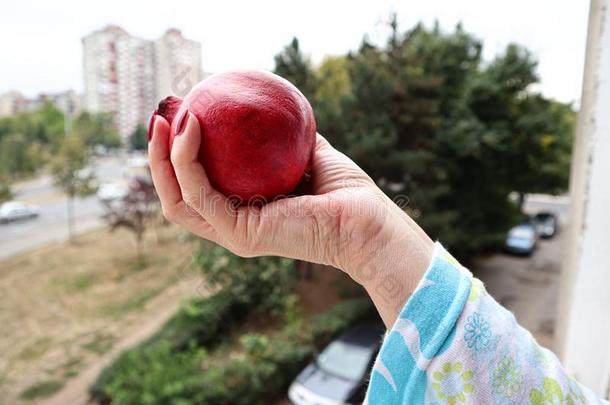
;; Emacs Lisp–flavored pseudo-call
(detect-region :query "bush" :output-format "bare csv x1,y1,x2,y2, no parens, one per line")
199,298,376,404
90,298,375,404
194,334,312,405
194,243,297,316
91,341,207,405
146,289,249,351
91,241,376,404
91,247,298,403
147,245,298,351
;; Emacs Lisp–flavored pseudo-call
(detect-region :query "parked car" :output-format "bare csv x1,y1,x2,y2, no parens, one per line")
532,212,558,239
126,155,148,169
288,323,384,405
504,222,538,255
96,182,129,203
0,201,39,223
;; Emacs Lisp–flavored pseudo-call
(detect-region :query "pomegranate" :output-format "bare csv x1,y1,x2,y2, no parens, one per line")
156,70,316,202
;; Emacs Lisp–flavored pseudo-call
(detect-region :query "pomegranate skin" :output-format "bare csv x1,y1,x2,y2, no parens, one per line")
161,70,316,202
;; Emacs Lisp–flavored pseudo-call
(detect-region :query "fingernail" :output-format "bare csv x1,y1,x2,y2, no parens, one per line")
147,110,157,142
175,109,189,137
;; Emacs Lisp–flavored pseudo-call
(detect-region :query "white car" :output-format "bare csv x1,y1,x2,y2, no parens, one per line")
0,201,40,223
126,156,148,169
97,182,129,203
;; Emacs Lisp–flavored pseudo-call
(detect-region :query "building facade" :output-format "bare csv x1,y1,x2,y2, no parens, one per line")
155,28,203,100
0,91,27,117
82,26,201,141
0,90,81,118
82,26,155,140
556,0,610,397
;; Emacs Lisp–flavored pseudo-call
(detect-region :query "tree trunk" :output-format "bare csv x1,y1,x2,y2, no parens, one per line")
296,260,314,280
67,196,75,242
517,192,525,212
136,232,144,266
154,223,161,245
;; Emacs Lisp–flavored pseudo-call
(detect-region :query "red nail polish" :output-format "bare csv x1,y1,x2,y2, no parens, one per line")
147,110,157,142
175,109,189,137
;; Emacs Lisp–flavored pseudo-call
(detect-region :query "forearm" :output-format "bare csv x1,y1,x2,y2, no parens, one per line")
364,243,609,404
343,203,435,328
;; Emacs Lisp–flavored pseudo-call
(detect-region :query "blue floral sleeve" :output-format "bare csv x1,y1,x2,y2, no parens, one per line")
365,243,608,404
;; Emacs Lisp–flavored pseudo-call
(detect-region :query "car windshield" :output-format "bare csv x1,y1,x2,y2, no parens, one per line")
1,202,25,212
509,236,532,244
509,227,534,239
316,340,372,381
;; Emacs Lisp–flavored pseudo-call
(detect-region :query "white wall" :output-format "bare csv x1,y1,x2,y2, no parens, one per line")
556,0,610,397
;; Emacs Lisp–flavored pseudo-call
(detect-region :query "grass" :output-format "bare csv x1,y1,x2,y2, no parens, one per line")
17,337,53,361
81,333,116,356
60,357,84,378
19,380,65,400
99,282,171,318
54,272,97,293
0,224,201,404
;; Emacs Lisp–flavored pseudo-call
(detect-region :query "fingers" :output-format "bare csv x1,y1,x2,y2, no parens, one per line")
148,113,218,241
169,112,239,237
148,115,181,207
315,133,333,152
168,123,357,263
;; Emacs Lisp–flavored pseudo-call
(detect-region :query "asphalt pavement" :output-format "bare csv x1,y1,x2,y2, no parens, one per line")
473,196,569,350
0,155,133,260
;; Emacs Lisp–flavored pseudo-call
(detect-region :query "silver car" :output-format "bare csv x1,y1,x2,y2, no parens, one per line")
288,323,384,405
96,182,129,203
0,201,40,224
504,223,538,256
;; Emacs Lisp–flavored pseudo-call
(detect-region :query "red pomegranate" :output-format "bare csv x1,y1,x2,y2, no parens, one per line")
156,70,316,202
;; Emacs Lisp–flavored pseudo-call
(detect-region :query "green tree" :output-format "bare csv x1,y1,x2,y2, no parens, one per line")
0,176,12,203
275,20,574,260
0,103,64,179
129,124,148,151
467,44,573,209
312,56,352,147
333,22,453,245
50,137,97,241
0,133,48,179
315,56,352,110
0,103,64,145
72,111,121,148
507,95,574,203
273,37,316,101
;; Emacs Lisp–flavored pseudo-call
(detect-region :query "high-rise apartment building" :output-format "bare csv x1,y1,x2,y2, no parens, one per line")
155,29,203,100
82,26,155,140
82,26,201,141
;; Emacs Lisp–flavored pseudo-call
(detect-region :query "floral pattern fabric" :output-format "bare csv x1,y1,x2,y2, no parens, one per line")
365,243,608,405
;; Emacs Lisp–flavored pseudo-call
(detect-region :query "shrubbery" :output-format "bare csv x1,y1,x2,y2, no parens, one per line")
144,289,248,351
91,241,376,404
91,296,374,404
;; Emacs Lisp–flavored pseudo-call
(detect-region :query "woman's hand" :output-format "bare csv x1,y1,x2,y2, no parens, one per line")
148,112,434,326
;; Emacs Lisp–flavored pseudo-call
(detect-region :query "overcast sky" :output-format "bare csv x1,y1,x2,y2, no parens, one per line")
0,0,590,104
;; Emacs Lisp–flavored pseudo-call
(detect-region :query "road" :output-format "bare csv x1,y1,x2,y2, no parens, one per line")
0,155,137,260
473,195,569,350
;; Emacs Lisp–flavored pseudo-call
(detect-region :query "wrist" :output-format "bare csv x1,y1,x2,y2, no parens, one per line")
340,201,435,327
